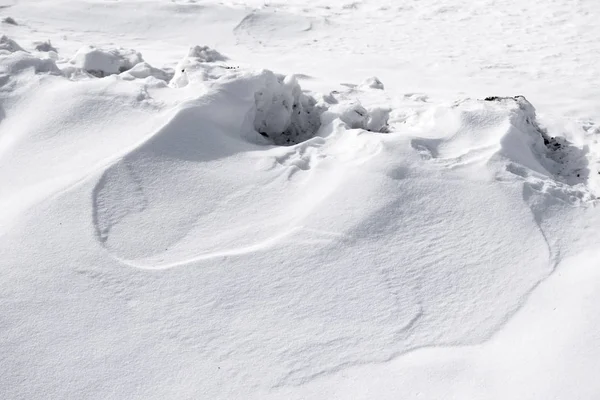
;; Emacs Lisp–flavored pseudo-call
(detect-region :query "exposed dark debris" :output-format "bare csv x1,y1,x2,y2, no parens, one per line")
2,17,17,25
484,95,527,102
33,40,57,52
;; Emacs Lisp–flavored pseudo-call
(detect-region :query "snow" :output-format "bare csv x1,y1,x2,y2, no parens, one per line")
1,0,600,399
67,45,145,77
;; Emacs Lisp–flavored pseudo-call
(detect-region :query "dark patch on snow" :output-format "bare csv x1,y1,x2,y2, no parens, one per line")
33,40,57,53
484,95,526,102
2,16,17,25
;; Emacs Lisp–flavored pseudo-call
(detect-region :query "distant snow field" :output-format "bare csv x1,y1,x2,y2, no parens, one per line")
1,0,600,399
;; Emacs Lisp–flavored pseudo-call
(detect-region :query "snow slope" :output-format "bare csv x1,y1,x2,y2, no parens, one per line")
1,0,600,399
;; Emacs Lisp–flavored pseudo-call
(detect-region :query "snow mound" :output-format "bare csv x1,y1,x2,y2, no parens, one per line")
170,51,325,145
360,76,385,90
169,45,229,87
0,35,24,53
68,45,144,77
119,62,171,82
407,95,593,196
0,36,60,76
254,71,324,145
90,69,332,263
187,44,228,63
0,50,60,75
234,10,321,43
482,96,592,192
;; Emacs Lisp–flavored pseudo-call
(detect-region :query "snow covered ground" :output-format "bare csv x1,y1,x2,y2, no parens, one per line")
1,0,600,399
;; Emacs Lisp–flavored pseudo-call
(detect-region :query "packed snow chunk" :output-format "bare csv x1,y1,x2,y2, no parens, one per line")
2,17,17,26
69,45,144,77
0,35,25,54
327,103,390,133
253,71,324,145
0,51,61,75
338,103,369,129
366,106,391,132
187,45,228,62
119,62,171,82
33,40,57,53
170,45,229,87
360,76,385,90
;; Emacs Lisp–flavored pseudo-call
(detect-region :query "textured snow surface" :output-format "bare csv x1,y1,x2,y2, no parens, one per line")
1,0,600,399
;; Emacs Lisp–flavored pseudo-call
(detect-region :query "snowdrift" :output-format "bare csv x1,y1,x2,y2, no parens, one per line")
1,34,599,399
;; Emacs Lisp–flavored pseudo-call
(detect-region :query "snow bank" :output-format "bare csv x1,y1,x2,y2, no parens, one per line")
1,41,596,398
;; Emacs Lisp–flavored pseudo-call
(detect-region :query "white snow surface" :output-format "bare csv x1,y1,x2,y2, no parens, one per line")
1,0,600,399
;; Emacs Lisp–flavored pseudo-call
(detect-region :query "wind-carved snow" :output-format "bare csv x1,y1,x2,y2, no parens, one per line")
78,57,587,389
403,95,596,200
234,9,325,47
1,0,600,395
2,40,591,389
93,162,148,244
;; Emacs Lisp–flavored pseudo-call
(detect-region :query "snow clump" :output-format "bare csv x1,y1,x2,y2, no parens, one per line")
170,45,229,87
253,71,324,145
68,45,144,77
0,35,25,53
324,103,390,133
0,37,60,75
360,76,384,90
0,52,61,75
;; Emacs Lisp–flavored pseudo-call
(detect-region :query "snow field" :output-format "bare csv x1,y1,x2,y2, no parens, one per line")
1,0,600,397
